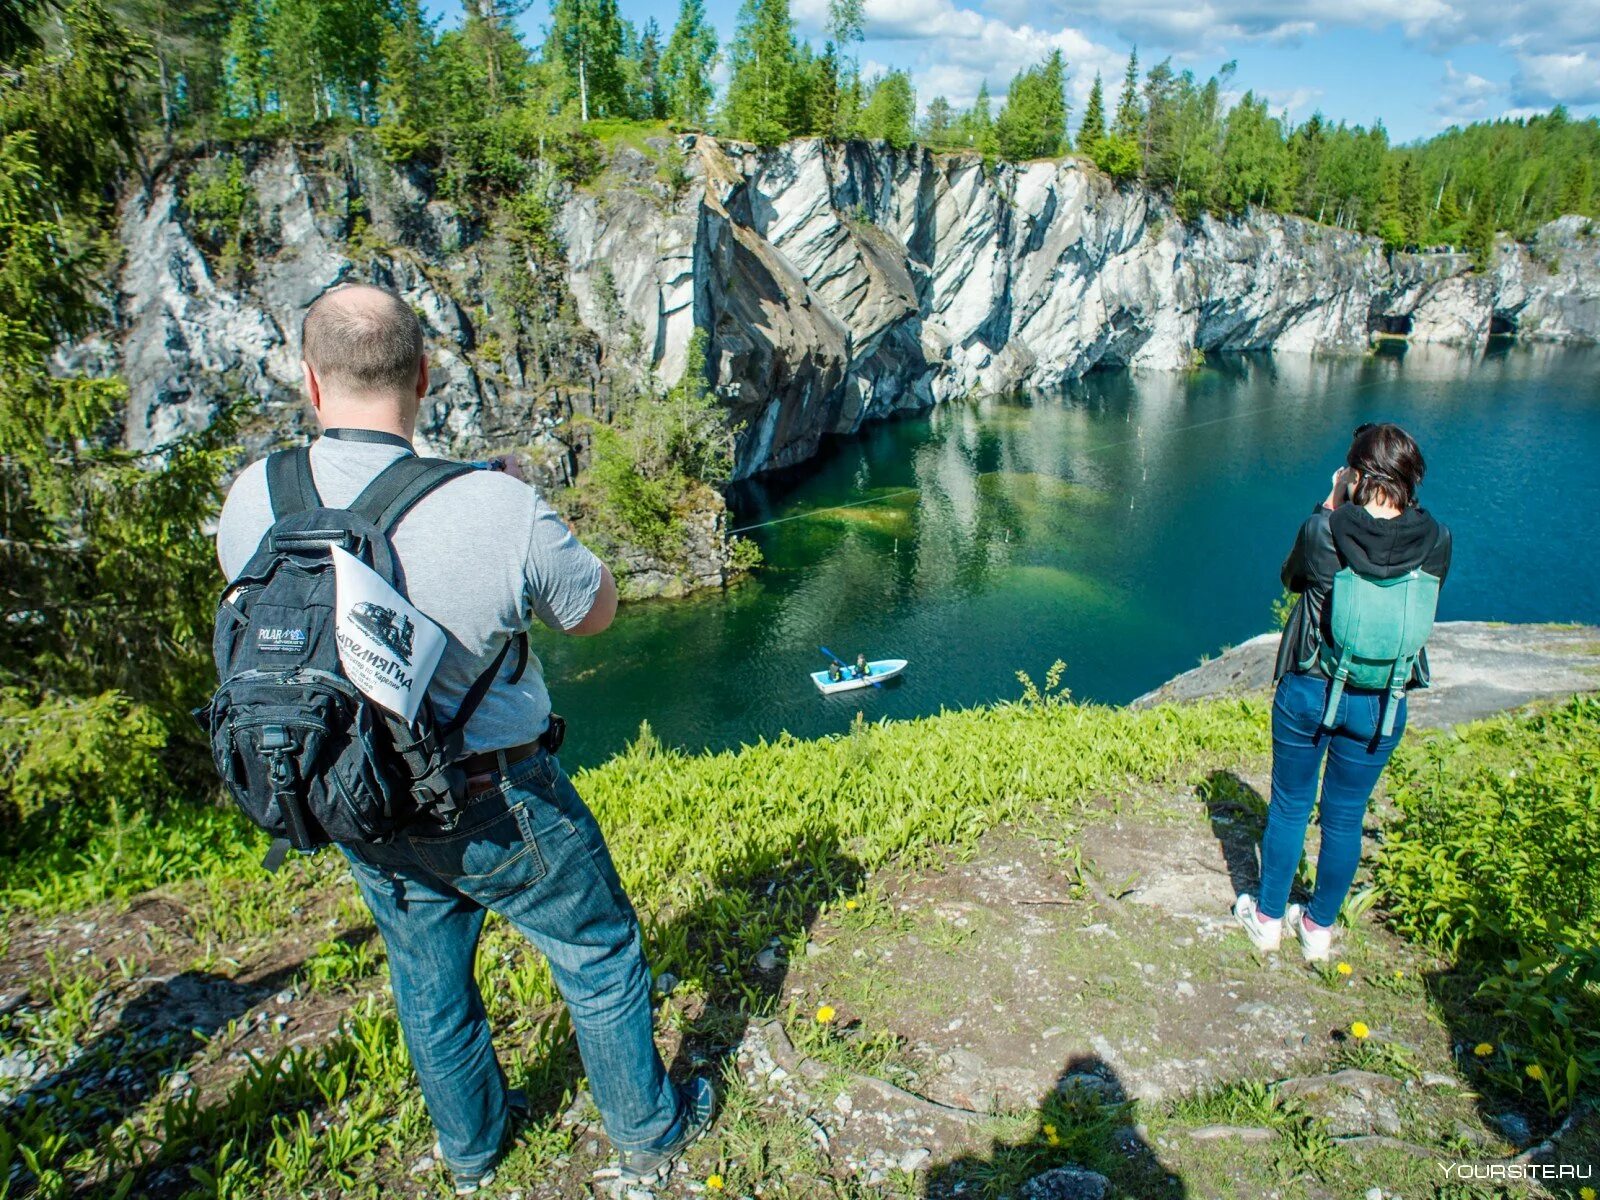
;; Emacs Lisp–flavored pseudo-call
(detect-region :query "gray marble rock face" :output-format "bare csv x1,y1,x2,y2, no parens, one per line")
113,142,503,453
107,136,1599,481
569,138,1599,478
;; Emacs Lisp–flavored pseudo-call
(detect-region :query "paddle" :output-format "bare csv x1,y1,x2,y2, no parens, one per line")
820,645,881,688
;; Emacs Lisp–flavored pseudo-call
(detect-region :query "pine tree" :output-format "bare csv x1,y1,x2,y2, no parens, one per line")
461,0,529,109
722,0,801,146
922,94,952,144
660,0,717,127
1077,72,1105,161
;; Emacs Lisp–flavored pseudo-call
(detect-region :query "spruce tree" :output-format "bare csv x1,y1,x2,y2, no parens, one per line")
722,0,801,146
856,70,914,149
1077,71,1105,161
994,51,1067,161
1466,193,1496,271
660,0,717,127
222,0,267,119
549,0,624,120
1098,47,1143,178
634,17,664,119
374,0,437,159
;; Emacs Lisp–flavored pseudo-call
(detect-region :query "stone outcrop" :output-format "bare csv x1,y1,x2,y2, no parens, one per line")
1132,621,1600,727
98,135,1600,490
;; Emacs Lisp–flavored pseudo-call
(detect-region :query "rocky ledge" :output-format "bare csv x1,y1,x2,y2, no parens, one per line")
1133,620,1600,726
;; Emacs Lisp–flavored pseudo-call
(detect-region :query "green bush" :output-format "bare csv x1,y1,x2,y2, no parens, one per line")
1377,696,1600,1112
1378,697,1600,955
575,329,735,563
184,156,256,279
0,689,168,844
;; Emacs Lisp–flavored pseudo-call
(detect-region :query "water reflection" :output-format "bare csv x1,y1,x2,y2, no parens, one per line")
544,345,1600,769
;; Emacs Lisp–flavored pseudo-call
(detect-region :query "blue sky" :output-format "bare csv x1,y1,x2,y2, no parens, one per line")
434,0,1600,143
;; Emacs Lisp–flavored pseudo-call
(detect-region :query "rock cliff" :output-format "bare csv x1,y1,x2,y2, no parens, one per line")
574,137,1600,477
100,135,1600,488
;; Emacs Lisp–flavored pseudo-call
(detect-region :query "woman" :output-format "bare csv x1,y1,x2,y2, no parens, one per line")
1233,423,1452,961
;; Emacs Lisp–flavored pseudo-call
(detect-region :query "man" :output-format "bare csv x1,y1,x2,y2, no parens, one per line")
216,285,712,1195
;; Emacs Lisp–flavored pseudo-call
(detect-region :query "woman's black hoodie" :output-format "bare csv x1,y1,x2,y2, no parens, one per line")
1274,502,1453,685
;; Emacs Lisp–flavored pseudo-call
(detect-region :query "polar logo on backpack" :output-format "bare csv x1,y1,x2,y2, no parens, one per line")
331,545,445,724
256,626,308,654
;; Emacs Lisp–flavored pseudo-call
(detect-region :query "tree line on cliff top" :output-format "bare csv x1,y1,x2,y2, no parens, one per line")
88,0,1600,247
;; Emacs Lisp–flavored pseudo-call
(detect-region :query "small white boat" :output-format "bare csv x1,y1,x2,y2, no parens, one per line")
811,659,909,694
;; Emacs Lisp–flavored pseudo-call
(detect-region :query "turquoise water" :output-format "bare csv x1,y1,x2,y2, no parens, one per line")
539,342,1600,769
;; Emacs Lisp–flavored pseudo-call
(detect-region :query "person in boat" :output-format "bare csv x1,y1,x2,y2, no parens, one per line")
1232,423,1450,963
828,661,843,682
855,653,869,680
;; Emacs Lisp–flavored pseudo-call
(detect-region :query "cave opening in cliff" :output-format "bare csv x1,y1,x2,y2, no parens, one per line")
1371,314,1413,336
1489,312,1518,337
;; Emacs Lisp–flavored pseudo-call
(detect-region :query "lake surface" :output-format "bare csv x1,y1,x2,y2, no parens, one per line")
541,343,1600,769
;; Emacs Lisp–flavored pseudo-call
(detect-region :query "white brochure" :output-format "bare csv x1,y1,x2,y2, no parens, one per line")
330,545,446,725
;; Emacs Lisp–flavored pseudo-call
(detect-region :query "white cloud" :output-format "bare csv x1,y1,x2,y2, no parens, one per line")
1432,60,1504,125
779,0,1599,124
1009,0,1600,122
1256,85,1323,118
790,0,1127,112
1511,50,1600,106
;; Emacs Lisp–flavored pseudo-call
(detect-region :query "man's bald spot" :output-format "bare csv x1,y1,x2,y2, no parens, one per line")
302,284,425,396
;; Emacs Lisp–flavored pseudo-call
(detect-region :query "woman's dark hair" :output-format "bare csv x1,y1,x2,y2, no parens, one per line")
1346,422,1425,509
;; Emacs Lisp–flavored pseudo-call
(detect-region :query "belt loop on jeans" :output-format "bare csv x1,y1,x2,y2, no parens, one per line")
496,748,509,777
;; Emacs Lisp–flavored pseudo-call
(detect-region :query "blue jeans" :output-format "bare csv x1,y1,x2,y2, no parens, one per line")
1257,671,1407,927
340,750,682,1176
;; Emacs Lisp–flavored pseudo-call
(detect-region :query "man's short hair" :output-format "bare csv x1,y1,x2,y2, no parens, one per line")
301,285,424,395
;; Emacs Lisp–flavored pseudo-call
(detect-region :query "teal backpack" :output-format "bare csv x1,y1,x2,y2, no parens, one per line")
1309,566,1441,737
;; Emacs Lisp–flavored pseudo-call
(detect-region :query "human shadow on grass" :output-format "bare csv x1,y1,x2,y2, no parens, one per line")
502,833,868,1146
649,835,868,1084
923,1056,1187,1199
0,928,373,1196
1197,769,1269,901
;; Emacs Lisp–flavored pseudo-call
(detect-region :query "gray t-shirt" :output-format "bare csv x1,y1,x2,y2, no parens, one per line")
216,430,602,753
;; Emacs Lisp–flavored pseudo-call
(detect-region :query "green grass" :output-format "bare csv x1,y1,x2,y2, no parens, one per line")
2,690,1595,1197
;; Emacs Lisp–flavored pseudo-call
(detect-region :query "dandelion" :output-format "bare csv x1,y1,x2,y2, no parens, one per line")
1393,969,1404,979
1526,1062,1544,1082
1336,962,1353,977
1351,1021,1370,1040
845,899,859,911
1473,1042,1494,1058
816,1005,837,1024
706,1174,725,1191
1043,1122,1060,1146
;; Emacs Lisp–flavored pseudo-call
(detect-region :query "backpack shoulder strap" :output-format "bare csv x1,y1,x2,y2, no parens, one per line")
266,447,320,519
348,456,477,534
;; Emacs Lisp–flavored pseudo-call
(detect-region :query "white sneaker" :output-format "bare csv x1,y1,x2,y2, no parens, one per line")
1232,893,1281,953
1287,904,1332,962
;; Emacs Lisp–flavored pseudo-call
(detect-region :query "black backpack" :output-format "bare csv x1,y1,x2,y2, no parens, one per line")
198,447,524,870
